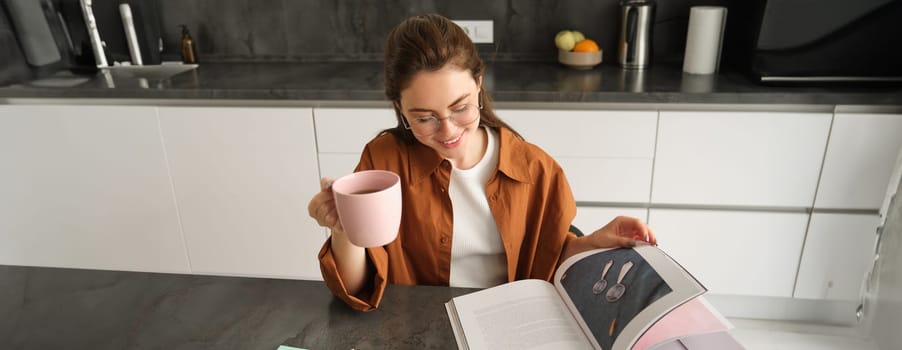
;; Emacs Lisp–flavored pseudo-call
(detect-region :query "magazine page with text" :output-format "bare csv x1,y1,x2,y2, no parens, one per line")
445,279,593,350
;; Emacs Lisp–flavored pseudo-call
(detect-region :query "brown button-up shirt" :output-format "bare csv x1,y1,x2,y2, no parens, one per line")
318,127,577,311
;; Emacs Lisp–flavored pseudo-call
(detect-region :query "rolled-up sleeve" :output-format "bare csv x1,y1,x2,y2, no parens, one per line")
317,238,389,311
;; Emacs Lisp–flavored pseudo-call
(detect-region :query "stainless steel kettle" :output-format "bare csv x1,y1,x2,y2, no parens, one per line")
618,0,656,69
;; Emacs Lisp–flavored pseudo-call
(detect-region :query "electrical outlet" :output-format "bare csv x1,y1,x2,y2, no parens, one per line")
452,20,494,44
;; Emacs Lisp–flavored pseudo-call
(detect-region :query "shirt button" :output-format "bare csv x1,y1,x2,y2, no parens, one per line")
490,195,497,201
441,236,449,244
440,188,446,193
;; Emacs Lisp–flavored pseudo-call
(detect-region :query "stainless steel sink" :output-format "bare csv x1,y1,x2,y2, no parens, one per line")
101,64,199,80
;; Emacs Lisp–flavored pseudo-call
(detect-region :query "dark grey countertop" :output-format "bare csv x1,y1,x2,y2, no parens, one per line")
2,61,900,106
0,264,474,350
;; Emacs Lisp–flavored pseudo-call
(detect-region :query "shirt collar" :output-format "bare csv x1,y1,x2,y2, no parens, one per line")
408,127,533,185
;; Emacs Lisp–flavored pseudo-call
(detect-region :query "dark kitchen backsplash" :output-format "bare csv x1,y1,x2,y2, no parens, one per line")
0,4,31,85
6,0,728,66
152,0,727,63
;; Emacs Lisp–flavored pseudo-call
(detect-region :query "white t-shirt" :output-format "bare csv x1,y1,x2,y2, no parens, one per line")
449,127,506,288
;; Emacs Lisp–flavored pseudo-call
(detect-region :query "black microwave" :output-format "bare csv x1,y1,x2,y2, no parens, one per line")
723,0,902,83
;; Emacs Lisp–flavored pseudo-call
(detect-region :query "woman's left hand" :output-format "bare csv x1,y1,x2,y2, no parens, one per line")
586,216,657,248
561,216,657,263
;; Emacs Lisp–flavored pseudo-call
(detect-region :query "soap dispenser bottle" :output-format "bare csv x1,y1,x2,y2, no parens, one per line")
179,25,197,64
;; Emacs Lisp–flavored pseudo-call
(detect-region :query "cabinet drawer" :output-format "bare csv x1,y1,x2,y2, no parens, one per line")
815,113,902,209
500,109,657,157
314,108,396,153
572,207,649,236
794,213,878,301
502,109,657,203
560,158,652,203
652,111,831,207
319,153,361,179
648,209,808,297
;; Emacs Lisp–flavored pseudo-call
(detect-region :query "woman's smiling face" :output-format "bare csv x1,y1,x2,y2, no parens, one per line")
398,65,486,169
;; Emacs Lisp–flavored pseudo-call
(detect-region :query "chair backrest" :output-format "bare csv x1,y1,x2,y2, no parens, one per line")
569,224,584,237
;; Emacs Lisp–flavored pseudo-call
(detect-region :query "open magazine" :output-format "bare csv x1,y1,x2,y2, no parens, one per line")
445,245,744,350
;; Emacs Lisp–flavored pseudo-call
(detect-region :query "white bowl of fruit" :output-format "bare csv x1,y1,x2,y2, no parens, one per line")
555,30,602,70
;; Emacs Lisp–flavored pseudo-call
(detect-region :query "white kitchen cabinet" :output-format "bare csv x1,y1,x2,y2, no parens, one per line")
158,107,324,280
313,108,658,204
572,207,648,236
318,154,362,180
794,213,879,301
814,113,902,209
648,209,809,297
652,111,832,207
314,108,396,179
557,157,654,204
501,109,658,203
0,105,189,273
314,108,397,153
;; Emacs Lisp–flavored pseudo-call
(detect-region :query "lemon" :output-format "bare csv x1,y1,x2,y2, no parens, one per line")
556,30,589,51
555,30,577,51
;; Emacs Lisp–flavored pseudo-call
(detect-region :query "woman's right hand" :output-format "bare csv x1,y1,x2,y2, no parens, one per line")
309,177,368,296
308,177,343,232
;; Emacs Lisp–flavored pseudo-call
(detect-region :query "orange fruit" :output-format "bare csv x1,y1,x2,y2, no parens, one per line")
572,39,600,53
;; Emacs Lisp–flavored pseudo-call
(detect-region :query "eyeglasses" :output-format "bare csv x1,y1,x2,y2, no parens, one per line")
400,103,482,136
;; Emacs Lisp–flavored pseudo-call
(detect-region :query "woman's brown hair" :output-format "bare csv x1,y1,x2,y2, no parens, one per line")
382,14,521,143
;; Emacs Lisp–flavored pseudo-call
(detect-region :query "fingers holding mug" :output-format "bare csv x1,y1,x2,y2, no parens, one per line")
321,199,343,231
308,177,340,229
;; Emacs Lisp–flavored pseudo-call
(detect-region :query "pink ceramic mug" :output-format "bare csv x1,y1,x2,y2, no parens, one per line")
331,170,402,248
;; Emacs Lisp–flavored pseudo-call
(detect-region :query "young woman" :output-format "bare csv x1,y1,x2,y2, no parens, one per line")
308,14,656,311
